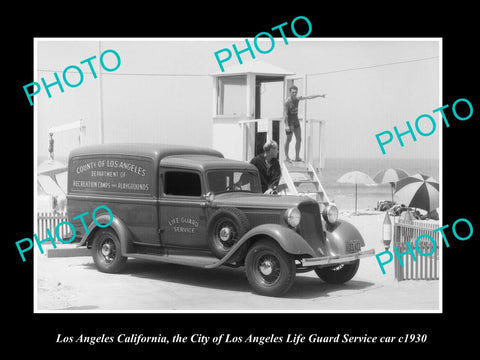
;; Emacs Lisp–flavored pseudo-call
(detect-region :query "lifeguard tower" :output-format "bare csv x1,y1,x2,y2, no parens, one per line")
210,60,330,204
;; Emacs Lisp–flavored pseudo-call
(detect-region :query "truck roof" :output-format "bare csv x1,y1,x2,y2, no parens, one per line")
68,143,224,163
161,154,257,172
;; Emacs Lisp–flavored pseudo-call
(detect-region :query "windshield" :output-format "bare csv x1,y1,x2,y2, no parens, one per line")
207,170,262,194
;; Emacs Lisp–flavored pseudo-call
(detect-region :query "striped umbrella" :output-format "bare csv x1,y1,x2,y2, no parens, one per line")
393,174,439,212
373,168,409,201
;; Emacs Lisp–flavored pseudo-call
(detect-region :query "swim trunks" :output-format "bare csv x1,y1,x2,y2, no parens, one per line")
285,97,300,128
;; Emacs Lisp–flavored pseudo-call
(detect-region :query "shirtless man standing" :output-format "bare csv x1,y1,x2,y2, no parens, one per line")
284,85,325,162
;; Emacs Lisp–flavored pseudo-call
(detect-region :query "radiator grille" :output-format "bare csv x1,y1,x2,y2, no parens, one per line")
298,203,324,244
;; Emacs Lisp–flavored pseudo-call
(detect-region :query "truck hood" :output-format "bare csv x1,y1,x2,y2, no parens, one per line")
211,192,317,210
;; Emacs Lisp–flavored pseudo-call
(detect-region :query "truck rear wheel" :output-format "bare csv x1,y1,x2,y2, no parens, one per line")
314,260,360,284
245,239,296,297
92,228,127,273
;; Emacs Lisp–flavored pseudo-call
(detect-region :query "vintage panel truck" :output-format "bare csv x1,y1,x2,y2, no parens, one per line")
67,143,374,297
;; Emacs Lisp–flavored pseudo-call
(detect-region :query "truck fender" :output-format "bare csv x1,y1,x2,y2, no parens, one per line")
211,224,317,267
324,219,365,256
76,214,135,255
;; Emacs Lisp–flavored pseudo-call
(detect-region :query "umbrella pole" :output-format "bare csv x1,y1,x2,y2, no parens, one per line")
355,183,358,214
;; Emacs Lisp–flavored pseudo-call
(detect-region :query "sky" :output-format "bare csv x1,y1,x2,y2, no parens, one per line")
35,38,440,162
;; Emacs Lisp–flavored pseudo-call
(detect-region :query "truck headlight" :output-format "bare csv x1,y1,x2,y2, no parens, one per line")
285,207,301,228
322,205,338,224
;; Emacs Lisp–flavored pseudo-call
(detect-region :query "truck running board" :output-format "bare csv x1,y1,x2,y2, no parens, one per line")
124,252,222,269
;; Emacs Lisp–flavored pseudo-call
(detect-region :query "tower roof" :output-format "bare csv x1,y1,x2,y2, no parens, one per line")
211,60,294,77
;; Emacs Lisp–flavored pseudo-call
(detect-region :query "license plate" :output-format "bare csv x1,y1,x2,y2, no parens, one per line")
346,240,362,253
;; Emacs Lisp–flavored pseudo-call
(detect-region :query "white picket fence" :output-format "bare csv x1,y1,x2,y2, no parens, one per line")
393,219,440,281
37,212,71,242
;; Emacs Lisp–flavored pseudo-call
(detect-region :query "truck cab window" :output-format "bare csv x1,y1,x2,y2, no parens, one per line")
164,171,202,196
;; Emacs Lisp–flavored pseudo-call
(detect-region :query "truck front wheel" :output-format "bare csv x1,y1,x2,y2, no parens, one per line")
314,260,360,284
245,239,296,297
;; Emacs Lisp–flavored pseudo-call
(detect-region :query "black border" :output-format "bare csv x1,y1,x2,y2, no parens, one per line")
7,4,478,353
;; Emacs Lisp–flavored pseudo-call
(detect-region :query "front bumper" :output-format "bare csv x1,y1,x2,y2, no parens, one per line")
300,248,375,267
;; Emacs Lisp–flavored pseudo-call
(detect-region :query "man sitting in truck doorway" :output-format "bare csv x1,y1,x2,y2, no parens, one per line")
284,85,326,162
250,140,281,194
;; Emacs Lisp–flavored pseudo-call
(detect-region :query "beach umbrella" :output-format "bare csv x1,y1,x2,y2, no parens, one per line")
373,168,409,201
38,174,66,198
337,171,376,214
37,160,68,212
393,173,439,212
37,174,67,212
37,159,67,177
